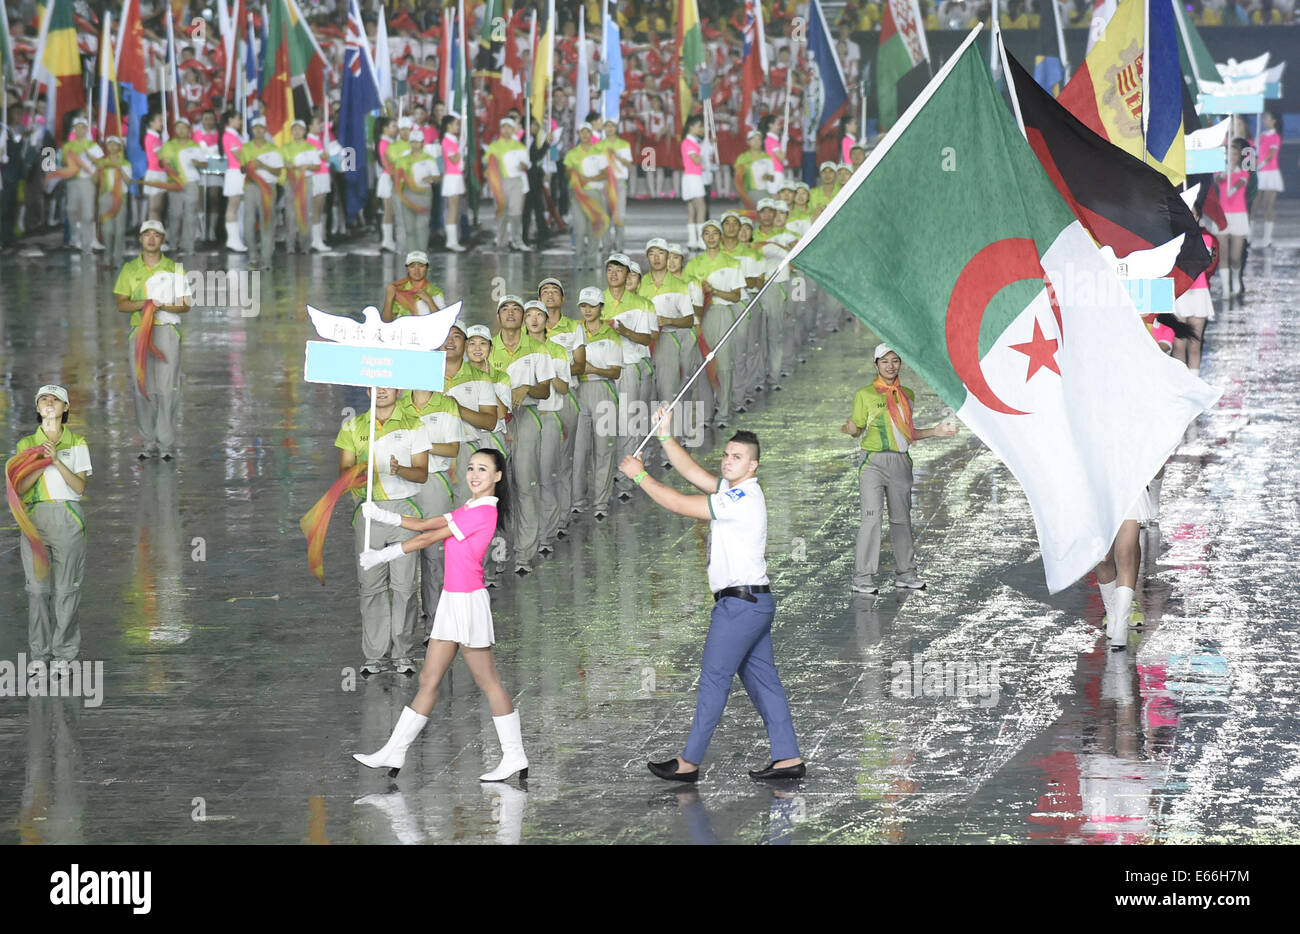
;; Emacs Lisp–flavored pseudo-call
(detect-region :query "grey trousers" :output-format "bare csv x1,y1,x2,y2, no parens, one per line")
538,407,565,547
496,177,524,247
20,501,86,661
399,193,431,257
353,497,420,664
573,184,605,270
129,322,181,452
167,183,200,254
700,302,737,418
414,471,455,637
573,379,619,511
66,178,95,253
284,180,312,253
609,179,628,251
556,392,579,524
98,194,126,267
853,451,917,585
510,405,544,566
243,182,277,267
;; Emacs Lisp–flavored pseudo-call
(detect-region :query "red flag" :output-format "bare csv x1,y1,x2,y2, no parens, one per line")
489,13,524,136
740,0,768,133
263,26,293,141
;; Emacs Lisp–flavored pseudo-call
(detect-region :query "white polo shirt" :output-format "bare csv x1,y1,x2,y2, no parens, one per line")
706,476,769,593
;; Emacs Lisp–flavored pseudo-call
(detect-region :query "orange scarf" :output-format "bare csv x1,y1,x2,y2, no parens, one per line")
247,165,275,217
6,449,55,579
98,163,125,222
486,153,506,218
569,168,610,236
392,279,436,315
873,375,916,445
134,300,169,397
286,167,311,232
299,465,367,585
604,160,620,226
394,165,431,214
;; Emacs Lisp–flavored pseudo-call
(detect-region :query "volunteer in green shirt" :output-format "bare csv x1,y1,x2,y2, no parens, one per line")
59,115,101,255
157,117,202,255
113,220,192,459
484,116,530,253
395,125,439,257
600,118,633,252
278,119,318,254
563,123,609,272
14,385,92,668
840,344,958,595
538,277,584,531
239,117,282,269
640,238,698,424
809,161,839,217
684,220,744,426
382,251,447,322
94,136,133,267
571,286,623,518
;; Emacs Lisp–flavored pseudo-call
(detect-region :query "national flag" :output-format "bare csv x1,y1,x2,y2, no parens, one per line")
785,32,1219,593
599,0,624,122
740,0,768,133
1058,0,1185,186
876,0,929,131
491,8,525,133
116,0,149,186
262,0,295,143
1006,48,1211,296
575,4,590,130
244,12,260,118
164,8,181,123
674,0,703,129
1171,0,1217,91
1032,0,1068,95
452,0,480,212
375,4,393,108
530,0,554,129
97,11,120,138
474,0,502,79
807,0,847,160
1,2,17,83
218,0,248,108
340,0,379,222
31,0,85,141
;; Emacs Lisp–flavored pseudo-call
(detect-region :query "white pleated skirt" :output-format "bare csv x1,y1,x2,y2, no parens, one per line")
223,168,245,196
430,588,495,647
1258,169,1284,191
376,171,393,199
1174,287,1215,322
681,174,706,201
441,173,466,196
312,173,331,197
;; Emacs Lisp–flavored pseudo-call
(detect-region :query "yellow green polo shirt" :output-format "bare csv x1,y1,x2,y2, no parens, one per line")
851,383,916,454
16,427,92,505
390,277,446,317
113,255,185,329
334,407,430,501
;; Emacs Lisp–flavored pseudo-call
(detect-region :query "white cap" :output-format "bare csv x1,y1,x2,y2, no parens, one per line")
251,116,267,128
746,129,762,140
605,252,631,268
397,116,413,129
290,119,306,130
499,115,516,126
626,260,642,275
464,325,493,342
666,243,686,257
578,121,593,133
738,216,755,228
448,318,467,336
645,237,669,252
772,201,789,213
71,114,89,127
105,135,124,146
700,219,722,234
404,251,429,265
720,211,741,223
496,294,525,313
35,384,69,407
777,181,797,193
577,286,604,305
522,300,547,314
874,343,896,361
757,198,777,211
537,277,565,295
819,161,837,172
839,162,852,171
173,117,191,127
140,219,166,236
408,127,424,141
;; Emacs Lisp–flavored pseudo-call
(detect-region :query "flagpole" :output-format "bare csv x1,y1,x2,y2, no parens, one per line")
166,10,180,124
1053,0,1070,78
1141,0,1150,164
363,385,377,551
997,32,1025,138
599,0,606,118
1172,0,1202,86
526,9,535,149
98,12,112,139
546,0,554,132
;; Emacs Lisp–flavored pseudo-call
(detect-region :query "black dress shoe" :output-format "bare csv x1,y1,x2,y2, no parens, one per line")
648,758,699,783
748,761,806,780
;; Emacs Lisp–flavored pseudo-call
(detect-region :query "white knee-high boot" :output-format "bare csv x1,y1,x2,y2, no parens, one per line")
446,224,466,252
1108,586,1134,648
311,221,328,251
479,708,528,782
1262,220,1274,247
226,217,247,252
381,222,397,252
1098,576,1117,627
353,706,428,775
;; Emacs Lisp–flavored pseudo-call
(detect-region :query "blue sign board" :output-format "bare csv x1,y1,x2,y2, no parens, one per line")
1185,148,1227,174
1122,279,1175,316
1198,92,1265,114
304,341,446,391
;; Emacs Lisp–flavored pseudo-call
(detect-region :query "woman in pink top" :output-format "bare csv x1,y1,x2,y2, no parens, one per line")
1215,138,1250,298
306,114,330,251
681,113,706,248
1255,110,1283,246
354,449,530,783
142,111,167,221
220,110,246,252
760,114,785,185
839,114,859,166
440,112,467,251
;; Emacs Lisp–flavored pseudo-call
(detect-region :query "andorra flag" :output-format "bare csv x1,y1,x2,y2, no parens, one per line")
32,0,85,140
786,31,1217,593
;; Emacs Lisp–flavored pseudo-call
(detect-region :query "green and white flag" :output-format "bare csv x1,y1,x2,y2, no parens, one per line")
787,29,1220,593
1,1,15,84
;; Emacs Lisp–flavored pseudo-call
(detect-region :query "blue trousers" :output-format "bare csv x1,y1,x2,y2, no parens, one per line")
682,593,801,765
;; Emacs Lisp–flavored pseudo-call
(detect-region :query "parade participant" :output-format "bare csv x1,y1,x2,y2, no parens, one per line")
335,385,430,676
524,117,551,250
538,277,585,536
734,129,776,214
463,325,514,465
760,114,786,191
849,143,868,172
602,253,658,493
280,119,318,254
641,238,698,430
720,211,768,404
93,137,132,266
841,345,958,594
620,412,804,783
570,287,623,519
564,122,611,271
523,299,571,553
752,198,801,367
399,379,463,641
681,114,708,249
158,118,204,256
193,110,223,245
809,161,838,216
835,162,853,188
665,241,707,412
839,114,860,165
12,386,91,671
353,449,529,783
1216,139,1250,298
239,117,283,270
440,112,467,252
381,251,447,322
442,323,505,505
142,110,167,221
395,125,440,257
1173,216,1215,378
491,296,554,574
219,110,247,253
113,221,193,459
1254,111,1282,248
601,118,634,252
484,116,530,252
56,115,101,256
375,117,399,252
787,184,814,234
684,220,744,426
644,92,670,199
1095,497,1151,651
306,114,332,252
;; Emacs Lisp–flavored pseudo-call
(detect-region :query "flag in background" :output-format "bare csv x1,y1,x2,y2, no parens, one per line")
1172,0,1217,90
116,0,149,185
1086,0,1117,54
807,0,847,158
740,0,768,133
262,0,295,142
1058,0,1185,186
489,7,524,132
674,0,703,130
97,11,119,138
474,0,502,79
245,11,261,119
575,5,590,130
786,36,1218,593
1,2,17,84
600,0,624,122
1032,0,1068,95
530,0,554,129
375,4,393,108
876,0,929,132
31,0,85,140
340,0,379,221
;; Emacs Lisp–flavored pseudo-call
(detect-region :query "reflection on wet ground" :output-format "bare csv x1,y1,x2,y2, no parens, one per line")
0,203,1296,843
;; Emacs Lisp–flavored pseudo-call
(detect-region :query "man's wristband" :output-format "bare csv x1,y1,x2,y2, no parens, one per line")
633,470,649,485
657,434,671,442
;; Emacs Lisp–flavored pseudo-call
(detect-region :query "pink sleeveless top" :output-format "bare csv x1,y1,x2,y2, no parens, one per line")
841,134,855,164
681,136,702,176
443,133,462,176
1218,169,1249,214
222,127,243,169
307,133,328,174
145,130,162,172
442,499,499,592
764,133,785,174
1258,130,1280,171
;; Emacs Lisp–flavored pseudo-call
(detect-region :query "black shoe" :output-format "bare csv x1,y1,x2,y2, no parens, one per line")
648,758,699,783
748,761,806,781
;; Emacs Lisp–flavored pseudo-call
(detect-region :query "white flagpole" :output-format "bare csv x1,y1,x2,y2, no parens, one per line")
997,31,1026,138
546,0,554,132
526,9,535,149
98,12,112,140
1141,0,1150,163
1054,0,1070,78
364,386,377,550
166,10,180,124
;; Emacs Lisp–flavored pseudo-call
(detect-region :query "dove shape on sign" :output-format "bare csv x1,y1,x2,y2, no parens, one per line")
306,300,464,351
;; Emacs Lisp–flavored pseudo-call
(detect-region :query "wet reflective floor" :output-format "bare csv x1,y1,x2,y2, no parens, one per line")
1,202,1297,844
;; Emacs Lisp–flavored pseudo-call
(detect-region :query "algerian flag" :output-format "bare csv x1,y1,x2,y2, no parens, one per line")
787,28,1220,593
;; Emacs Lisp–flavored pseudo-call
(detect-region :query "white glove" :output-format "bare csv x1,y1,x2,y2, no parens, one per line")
360,543,405,570
362,501,403,526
